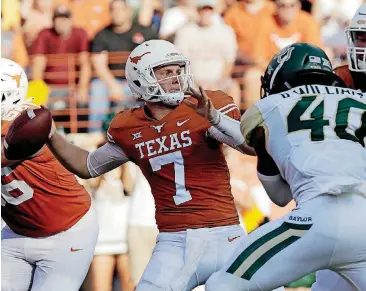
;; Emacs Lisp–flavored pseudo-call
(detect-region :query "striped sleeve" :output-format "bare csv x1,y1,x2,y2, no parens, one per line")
207,90,241,121
107,132,115,143
217,102,241,120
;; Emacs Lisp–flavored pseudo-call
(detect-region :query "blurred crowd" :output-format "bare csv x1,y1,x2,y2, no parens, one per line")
1,0,365,290
2,0,364,133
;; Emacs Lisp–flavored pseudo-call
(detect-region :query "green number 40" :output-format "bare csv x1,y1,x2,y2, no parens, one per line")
287,95,366,146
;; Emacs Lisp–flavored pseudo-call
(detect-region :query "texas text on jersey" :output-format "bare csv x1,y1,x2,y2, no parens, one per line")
1,108,91,238
108,90,240,232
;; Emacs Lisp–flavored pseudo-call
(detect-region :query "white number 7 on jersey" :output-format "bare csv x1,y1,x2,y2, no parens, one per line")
149,151,192,205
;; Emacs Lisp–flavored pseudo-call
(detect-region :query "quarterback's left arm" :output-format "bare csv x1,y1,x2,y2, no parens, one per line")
184,86,255,155
207,113,255,155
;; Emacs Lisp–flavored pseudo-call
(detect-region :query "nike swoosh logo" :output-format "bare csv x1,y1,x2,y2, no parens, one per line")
177,119,190,127
228,235,241,243
359,12,366,15
70,247,82,252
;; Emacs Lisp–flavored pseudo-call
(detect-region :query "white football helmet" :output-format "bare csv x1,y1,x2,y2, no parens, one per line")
346,3,366,72
125,40,194,106
1,58,29,117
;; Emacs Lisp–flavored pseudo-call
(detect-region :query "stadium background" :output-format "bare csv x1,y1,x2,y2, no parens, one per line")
1,0,364,290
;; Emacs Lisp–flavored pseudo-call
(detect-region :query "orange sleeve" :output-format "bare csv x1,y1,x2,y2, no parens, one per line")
12,33,29,68
107,110,130,144
207,90,241,121
334,65,354,89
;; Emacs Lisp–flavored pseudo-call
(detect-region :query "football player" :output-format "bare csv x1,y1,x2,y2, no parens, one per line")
313,4,366,291
1,58,98,291
334,3,366,91
205,43,366,290
44,39,258,290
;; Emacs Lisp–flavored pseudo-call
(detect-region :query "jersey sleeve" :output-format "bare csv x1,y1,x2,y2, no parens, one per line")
334,65,354,89
205,90,247,149
87,142,128,177
240,105,265,146
207,90,241,121
106,110,129,145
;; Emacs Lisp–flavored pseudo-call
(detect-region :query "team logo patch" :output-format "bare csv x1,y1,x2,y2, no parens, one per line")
177,119,190,127
228,235,241,243
309,55,321,64
270,46,295,89
150,122,167,134
132,132,142,140
227,222,312,280
287,215,312,223
275,46,295,64
322,58,331,69
4,73,22,87
130,52,151,64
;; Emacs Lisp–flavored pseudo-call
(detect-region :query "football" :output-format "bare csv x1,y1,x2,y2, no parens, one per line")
4,107,52,160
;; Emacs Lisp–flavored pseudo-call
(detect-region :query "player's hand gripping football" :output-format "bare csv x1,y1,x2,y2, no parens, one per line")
183,86,219,125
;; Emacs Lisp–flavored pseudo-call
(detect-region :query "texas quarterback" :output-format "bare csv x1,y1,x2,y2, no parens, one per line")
44,39,257,290
1,58,98,291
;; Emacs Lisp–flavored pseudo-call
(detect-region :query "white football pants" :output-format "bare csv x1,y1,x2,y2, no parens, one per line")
2,207,98,291
137,224,246,291
205,193,366,291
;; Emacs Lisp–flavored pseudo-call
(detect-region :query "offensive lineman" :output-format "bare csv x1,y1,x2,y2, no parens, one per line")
1,58,98,291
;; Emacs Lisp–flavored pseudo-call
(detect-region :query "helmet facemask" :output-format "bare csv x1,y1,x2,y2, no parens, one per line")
133,60,194,106
346,27,366,72
1,89,22,118
150,62,194,106
1,89,34,119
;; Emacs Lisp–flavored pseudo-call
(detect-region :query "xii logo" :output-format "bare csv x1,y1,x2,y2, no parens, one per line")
132,132,142,140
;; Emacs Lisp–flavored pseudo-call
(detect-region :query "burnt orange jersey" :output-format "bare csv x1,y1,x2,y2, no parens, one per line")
335,65,366,92
1,107,91,237
108,91,240,232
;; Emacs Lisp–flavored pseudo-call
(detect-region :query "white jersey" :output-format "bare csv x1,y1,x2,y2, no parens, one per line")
241,85,366,204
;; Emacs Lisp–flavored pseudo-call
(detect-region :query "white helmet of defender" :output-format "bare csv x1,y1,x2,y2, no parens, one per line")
346,3,366,72
0,58,29,117
125,40,194,106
